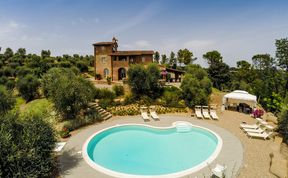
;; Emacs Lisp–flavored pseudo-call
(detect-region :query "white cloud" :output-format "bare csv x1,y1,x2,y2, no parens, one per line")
0,20,21,36
135,40,151,48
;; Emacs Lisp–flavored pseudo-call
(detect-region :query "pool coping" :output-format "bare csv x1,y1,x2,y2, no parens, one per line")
82,121,223,178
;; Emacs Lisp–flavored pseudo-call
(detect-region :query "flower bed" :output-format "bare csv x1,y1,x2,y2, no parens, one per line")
107,104,188,116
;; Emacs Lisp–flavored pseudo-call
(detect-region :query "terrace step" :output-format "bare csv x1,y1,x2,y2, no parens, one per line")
102,114,112,121
87,102,112,121
100,112,110,117
88,101,112,120
175,123,192,133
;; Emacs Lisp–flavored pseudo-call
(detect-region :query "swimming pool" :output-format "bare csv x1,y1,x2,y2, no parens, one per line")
82,122,222,178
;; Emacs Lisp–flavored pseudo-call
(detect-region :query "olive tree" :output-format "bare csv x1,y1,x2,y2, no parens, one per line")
16,74,40,102
42,68,95,119
127,63,162,99
0,85,15,115
0,113,56,177
181,64,212,108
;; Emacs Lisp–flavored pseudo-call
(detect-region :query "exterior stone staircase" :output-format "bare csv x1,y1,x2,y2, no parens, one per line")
88,102,112,121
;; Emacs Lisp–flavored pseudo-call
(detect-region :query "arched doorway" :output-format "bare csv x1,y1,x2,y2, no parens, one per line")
103,68,109,78
118,68,126,80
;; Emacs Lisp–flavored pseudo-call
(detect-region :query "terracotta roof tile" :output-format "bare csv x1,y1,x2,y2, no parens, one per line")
93,42,114,46
110,50,154,56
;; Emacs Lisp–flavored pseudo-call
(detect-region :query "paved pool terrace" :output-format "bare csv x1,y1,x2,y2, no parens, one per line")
59,114,243,178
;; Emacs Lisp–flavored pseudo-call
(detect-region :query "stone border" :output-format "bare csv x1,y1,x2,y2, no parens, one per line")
59,115,243,178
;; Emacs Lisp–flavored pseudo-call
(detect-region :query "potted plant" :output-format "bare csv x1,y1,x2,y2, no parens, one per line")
106,76,112,85
59,127,71,138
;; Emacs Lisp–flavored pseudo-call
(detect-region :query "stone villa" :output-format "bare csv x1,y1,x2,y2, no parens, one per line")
93,37,154,81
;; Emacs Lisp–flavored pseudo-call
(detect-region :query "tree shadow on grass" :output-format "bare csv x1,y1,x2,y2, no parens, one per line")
58,148,82,176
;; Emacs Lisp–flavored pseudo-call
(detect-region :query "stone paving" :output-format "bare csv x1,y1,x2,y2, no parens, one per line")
59,114,243,178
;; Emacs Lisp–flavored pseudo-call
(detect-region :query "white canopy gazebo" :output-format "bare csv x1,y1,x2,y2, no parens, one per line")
222,90,257,109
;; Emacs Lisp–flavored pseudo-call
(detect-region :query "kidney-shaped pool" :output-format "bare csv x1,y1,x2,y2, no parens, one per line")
82,121,222,178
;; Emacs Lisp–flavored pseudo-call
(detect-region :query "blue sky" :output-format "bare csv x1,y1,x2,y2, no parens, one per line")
0,0,288,66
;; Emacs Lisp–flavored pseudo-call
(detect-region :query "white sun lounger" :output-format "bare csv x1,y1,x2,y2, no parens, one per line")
247,131,273,140
210,110,219,120
54,142,66,152
140,106,150,121
243,127,266,133
195,106,203,119
149,106,159,120
202,106,211,119
240,123,260,129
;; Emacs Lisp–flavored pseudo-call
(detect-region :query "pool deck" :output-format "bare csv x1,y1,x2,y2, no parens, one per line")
59,114,244,178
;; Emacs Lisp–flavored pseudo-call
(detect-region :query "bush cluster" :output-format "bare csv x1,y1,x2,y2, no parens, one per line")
0,113,56,177
107,104,188,116
112,85,124,96
161,86,185,108
181,64,212,108
16,74,40,102
0,85,16,115
127,63,162,99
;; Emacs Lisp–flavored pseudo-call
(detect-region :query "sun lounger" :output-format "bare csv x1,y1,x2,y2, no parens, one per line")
140,106,150,121
195,106,203,119
240,123,260,129
53,142,66,152
243,127,266,133
247,131,273,140
149,106,159,120
210,110,219,120
202,106,211,119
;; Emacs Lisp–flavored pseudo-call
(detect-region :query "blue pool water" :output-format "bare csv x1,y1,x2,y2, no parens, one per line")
86,125,219,176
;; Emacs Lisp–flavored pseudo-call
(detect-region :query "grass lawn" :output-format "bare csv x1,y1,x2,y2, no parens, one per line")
17,98,58,124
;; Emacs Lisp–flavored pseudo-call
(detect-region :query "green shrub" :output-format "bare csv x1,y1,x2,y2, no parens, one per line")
0,76,8,85
95,88,116,100
76,61,88,72
42,68,95,119
62,111,101,131
123,94,136,105
5,79,15,90
112,85,124,96
106,76,112,85
58,61,72,68
0,113,56,177
127,63,162,99
16,74,40,102
107,104,188,116
0,85,15,115
181,65,212,108
3,67,15,77
107,104,140,116
161,86,184,107
99,99,114,109
278,107,288,144
16,66,33,78
59,127,71,138
263,92,283,113
70,66,80,75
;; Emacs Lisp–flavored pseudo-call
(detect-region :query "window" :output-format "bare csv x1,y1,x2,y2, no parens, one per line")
142,56,145,63
104,68,109,78
101,46,105,51
101,56,106,63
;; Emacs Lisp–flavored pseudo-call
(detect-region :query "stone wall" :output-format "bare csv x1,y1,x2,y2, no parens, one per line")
95,54,112,79
112,61,129,81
